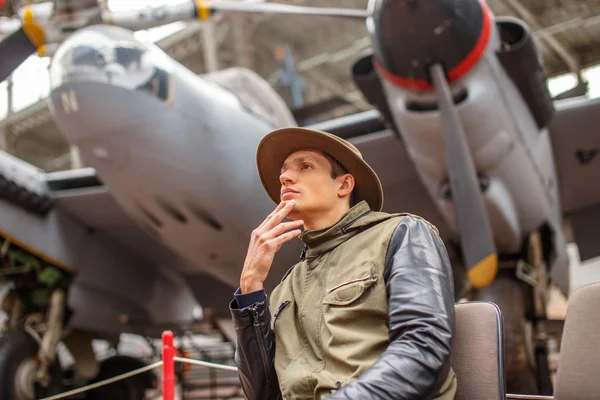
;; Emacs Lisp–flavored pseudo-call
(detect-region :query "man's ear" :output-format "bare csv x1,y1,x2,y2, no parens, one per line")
337,173,355,198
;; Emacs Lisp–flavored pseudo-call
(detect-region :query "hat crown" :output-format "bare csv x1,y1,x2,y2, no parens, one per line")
325,131,362,159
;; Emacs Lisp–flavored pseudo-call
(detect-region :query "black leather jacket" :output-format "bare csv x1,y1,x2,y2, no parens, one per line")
229,216,455,399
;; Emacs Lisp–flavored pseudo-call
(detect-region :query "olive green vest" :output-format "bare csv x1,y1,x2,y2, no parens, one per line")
269,201,457,399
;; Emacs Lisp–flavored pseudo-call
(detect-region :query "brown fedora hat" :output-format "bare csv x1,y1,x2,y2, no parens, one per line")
256,127,384,211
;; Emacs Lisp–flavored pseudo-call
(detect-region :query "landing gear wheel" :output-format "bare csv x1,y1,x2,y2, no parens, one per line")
86,356,148,400
0,329,64,400
471,272,538,394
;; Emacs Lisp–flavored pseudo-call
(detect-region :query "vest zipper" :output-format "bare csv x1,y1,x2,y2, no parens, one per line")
251,306,271,384
300,245,308,260
341,210,373,233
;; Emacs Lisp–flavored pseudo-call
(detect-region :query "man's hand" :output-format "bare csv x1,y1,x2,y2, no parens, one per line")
240,200,303,294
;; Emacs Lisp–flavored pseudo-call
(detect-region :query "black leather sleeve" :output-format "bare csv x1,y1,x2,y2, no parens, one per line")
229,297,282,400
326,216,456,400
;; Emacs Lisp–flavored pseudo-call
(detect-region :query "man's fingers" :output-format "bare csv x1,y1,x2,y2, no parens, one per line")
271,200,288,216
271,229,302,247
257,201,287,230
265,200,296,230
267,220,304,239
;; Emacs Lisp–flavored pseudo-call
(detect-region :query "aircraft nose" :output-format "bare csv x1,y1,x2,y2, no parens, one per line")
49,25,172,101
368,0,492,90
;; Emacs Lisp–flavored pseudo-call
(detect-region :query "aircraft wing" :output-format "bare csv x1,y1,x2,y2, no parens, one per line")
549,96,600,261
44,168,242,316
315,95,600,266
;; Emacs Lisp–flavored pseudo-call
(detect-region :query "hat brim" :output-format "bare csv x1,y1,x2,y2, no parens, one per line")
256,127,384,211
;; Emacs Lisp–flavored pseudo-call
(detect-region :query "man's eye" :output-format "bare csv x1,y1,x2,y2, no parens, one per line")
302,164,312,170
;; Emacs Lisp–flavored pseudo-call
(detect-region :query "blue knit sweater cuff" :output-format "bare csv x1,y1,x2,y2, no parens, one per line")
233,287,266,309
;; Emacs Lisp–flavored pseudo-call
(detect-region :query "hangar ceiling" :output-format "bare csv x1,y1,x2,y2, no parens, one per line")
1,0,600,171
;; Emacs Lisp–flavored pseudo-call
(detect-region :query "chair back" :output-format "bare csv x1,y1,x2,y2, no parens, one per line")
451,301,506,400
554,282,600,400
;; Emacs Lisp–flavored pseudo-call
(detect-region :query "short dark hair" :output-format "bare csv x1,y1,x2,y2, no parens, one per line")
322,152,348,179
321,151,355,206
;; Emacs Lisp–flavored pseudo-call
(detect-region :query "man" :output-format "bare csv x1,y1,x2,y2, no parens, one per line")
230,127,457,399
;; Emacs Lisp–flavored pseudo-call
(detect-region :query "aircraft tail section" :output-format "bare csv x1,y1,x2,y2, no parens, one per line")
0,149,53,216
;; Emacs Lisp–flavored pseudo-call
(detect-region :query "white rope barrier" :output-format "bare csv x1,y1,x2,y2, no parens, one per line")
37,356,239,400
173,356,239,372
39,361,164,400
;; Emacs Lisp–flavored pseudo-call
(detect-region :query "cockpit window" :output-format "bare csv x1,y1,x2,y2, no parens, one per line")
71,46,107,67
136,67,170,101
49,26,174,103
115,46,143,69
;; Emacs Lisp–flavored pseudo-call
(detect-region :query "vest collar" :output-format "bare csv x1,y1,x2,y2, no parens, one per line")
299,201,373,261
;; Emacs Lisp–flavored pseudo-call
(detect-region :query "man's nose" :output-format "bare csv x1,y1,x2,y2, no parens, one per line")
280,170,295,185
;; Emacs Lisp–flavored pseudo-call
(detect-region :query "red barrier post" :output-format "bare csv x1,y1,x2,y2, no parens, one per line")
162,330,176,400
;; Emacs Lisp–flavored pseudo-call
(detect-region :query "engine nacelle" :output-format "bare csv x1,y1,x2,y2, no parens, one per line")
366,0,492,90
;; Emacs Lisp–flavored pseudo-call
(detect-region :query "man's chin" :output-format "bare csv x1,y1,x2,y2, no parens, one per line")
286,204,302,219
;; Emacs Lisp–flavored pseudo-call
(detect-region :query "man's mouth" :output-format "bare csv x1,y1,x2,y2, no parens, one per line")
281,188,299,196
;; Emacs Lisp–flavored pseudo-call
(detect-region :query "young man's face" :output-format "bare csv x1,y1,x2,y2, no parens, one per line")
279,149,352,218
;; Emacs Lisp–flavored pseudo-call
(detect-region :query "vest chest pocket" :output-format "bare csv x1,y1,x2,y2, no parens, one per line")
273,301,290,325
323,270,378,306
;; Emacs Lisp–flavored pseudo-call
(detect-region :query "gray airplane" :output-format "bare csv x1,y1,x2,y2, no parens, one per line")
0,0,599,398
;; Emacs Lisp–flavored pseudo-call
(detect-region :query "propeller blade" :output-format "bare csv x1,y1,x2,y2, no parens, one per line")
205,1,369,19
0,27,37,83
430,63,498,289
